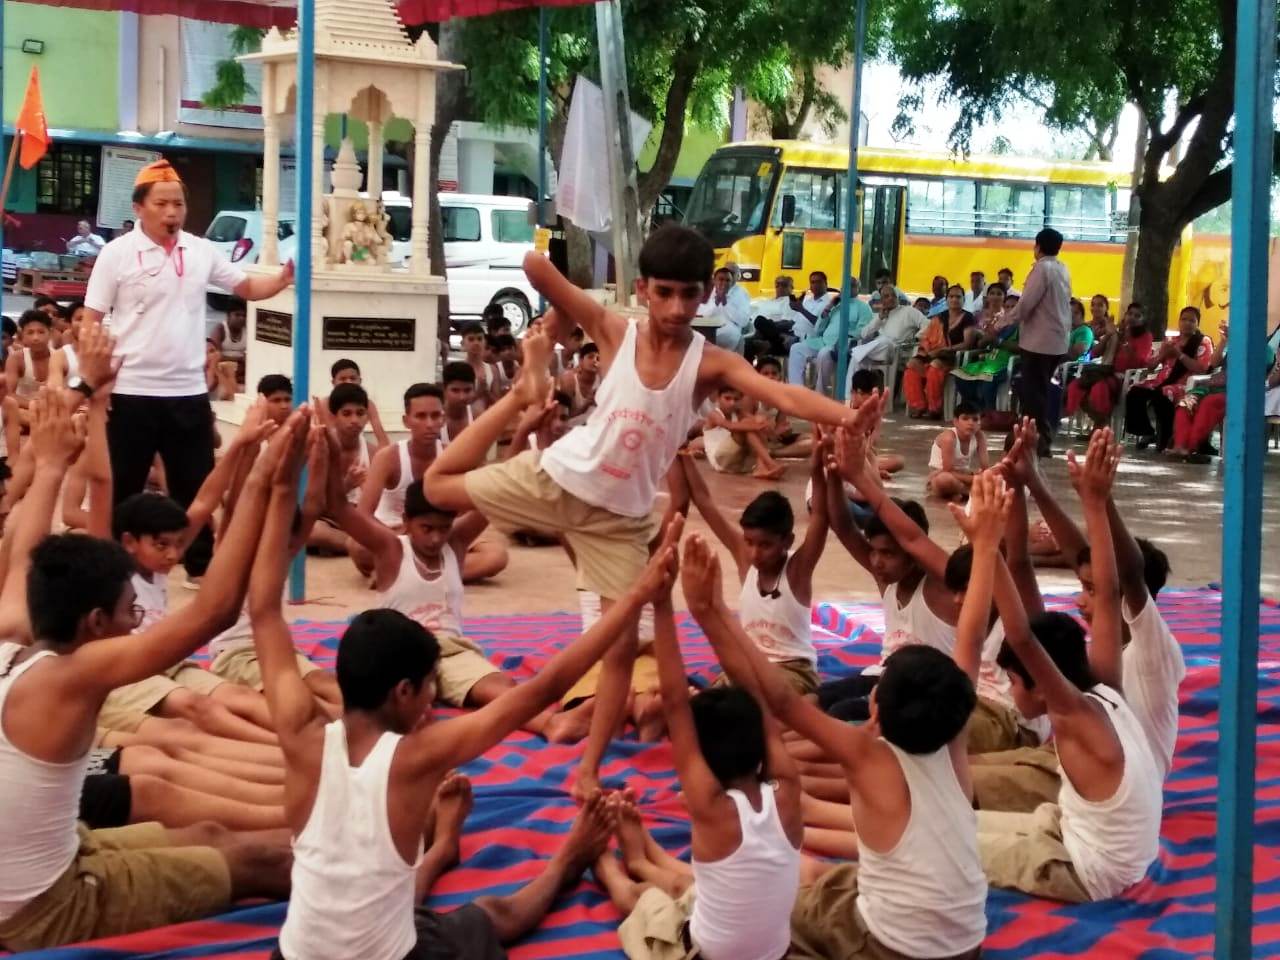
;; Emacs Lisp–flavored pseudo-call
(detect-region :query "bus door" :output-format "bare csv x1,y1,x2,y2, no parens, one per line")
859,181,904,288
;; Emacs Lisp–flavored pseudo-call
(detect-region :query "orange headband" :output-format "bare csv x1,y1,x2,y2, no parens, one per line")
134,159,183,188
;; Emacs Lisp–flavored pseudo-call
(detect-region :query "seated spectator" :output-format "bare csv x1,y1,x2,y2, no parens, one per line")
997,266,1020,297
697,384,787,480
1175,323,1278,463
1124,306,1213,451
927,401,988,502
912,296,932,315
964,271,987,313
67,219,106,258
1047,297,1097,428
788,275,871,396
903,284,978,419
867,268,908,310
845,285,927,395
753,356,814,459
1065,302,1153,431
747,275,806,362
951,284,1018,413
926,274,949,316
696,266,752,352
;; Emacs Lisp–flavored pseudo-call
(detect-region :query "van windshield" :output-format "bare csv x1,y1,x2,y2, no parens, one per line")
684,150,779,247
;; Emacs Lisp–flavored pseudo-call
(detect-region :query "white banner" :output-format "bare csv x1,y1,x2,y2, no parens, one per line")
179,19,264,130
556,77,651,233
97,147,161,229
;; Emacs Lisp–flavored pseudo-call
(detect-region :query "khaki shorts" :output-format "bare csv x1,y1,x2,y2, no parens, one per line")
98,662,223,733
208,645,322,691
564,649,660,706
707,433,753,474
971,743,1061,812
967,696,1044,755
0,822,230,952
712,657,818,696
977,803,1091,903
791,864,981,960
465,450,656,601
618,886,698,960
435,631,500,707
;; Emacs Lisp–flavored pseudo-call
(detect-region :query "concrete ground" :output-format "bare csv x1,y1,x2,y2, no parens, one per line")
258,414,1280,627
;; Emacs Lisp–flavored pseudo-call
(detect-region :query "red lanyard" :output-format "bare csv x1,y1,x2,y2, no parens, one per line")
137,245,185,279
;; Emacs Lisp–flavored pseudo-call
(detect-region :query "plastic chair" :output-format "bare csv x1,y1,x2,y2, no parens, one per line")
861,336,918,412
942,350,979,421
1114,368,1148,440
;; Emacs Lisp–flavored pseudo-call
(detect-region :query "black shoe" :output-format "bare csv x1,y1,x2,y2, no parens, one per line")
1186,452,1213,465
1135,435,1155,451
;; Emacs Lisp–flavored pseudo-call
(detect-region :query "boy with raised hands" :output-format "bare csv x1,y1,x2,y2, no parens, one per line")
250,445,683,960
678,445,828,694
0,400,305,952
973,430,1162,902
425,224,862,800
680,533,987,959
599,534,804,960
1003,418,1183,781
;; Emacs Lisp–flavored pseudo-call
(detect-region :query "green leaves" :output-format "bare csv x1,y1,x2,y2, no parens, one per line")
201,26,266,112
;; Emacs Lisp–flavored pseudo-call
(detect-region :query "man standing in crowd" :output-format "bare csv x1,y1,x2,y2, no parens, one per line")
83,159,294,578
1003,227,1070,456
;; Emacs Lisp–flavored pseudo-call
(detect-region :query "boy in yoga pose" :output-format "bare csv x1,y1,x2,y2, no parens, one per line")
598,535,804,960
0,393,301,952
252,448,683,960
682,534,987,959
968,433,1163,902
426,224,860,799
679,447,829,693
333,455,591,742
308,382,377,555
325,358,390,446
560,341,600,423
440,361,478,449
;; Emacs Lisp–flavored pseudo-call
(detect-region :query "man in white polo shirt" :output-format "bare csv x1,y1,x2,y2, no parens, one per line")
83,159,293,577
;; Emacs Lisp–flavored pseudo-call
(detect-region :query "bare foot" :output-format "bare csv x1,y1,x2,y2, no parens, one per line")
431,772,474,866
515,329,552,405
752,462,787,481
550,788,613,877
613,791,649,873
544,697,597,744
633,692,665,743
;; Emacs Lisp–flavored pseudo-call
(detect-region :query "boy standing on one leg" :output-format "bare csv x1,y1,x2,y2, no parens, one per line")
426,224,861,800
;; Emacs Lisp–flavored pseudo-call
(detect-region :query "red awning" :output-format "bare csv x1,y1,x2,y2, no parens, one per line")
11,0,593,27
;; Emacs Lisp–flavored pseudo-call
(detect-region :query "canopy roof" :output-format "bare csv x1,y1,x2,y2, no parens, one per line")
11,0,594,27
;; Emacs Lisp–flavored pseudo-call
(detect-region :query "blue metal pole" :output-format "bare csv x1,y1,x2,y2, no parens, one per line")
1214,0,1273,953
289,0,317,603
834,0,868,402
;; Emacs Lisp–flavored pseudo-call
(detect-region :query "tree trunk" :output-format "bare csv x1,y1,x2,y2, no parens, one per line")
1119,110,1149,308
636,46,702,216
427,19,467,354
1131,209,1180,340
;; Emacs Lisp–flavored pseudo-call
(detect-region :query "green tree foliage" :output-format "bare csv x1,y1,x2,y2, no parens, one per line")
201,27,267,110
882,0,1275,333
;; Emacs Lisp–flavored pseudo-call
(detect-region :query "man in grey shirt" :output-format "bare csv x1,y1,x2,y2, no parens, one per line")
1004,227,1071,455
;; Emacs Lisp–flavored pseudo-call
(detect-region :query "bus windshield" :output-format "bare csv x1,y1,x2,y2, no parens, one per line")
683,150,779,246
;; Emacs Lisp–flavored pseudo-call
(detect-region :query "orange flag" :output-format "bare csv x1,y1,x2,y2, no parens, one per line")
15,67,50,170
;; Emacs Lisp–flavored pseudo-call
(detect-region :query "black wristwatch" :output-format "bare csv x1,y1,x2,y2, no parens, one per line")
68,376,95,400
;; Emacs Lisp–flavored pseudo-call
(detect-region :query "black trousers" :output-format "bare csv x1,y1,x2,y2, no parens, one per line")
816,672,880,722
1015,350,1064,452
108,394,216,576
1124,384,1176,449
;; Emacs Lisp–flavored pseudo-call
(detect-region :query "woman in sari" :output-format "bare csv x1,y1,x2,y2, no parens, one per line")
902,284,977,418
1064,302,1153,430
1124,306,1214,451
951,284,1018,412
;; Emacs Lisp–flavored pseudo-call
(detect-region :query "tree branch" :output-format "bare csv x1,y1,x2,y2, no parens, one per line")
1148,93,1206,158
637,45,702,214
1179,130,1280,225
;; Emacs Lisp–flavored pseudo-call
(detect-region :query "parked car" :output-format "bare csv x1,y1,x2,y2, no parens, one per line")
204,193,540,333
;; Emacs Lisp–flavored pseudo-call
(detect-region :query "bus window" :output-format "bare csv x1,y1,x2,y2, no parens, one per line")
976,182,1044,237
906,178,975,235
1047,185,1110,242
771,168,846,230
684,152,779,246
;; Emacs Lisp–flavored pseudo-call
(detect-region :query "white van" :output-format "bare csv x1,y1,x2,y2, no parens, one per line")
204,194,539,333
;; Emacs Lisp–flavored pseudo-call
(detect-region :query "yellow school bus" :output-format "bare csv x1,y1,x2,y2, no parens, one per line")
682,140,1198,333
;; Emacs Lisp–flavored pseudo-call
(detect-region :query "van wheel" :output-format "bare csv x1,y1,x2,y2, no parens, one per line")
492,294,532,336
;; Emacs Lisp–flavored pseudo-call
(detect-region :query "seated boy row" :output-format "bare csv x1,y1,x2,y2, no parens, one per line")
0,227,1181,960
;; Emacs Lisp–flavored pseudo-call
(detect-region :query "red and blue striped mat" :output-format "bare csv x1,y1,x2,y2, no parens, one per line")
13,588,1280,959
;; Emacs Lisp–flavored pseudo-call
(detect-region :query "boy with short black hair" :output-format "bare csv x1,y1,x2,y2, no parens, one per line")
256,374,293,426
331,358,361,385
559,342,600,423
599,535,804,960
681,535,986,959
963,435,1163,902
251,458,684,960
680,447,829,693
490,333,520,399
927,400,987,502
441,361,478,449
698,384,787,480
306,382,377,557
459,321,494,407
4,312,56,449
324,359,389,446
426,222,862,799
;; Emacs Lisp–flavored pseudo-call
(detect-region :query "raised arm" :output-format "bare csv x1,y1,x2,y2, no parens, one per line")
325,444,402,585
1017,419,1087,564
787,441,830,600
356,443,398,517
709,349,858,430
947,471,1011,681
524,254,622,354
180,423,270,552
823,452,873,573
64,409,307,693
408,516,685,774
251,426,326,743
1069,430,1124,692
683,534,872,771
679,452,748,579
